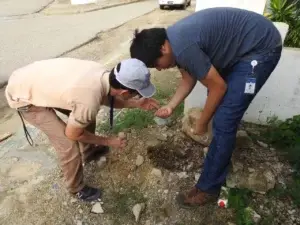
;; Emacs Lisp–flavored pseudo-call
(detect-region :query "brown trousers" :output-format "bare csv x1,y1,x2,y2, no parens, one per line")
21,106,96,193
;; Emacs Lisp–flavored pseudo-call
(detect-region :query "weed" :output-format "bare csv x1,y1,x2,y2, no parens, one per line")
97,86,184,134
97,108,154,134
261,115,300,206
228,188,254,225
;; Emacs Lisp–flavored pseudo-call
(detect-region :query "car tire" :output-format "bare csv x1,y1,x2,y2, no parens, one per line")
181,3,186,10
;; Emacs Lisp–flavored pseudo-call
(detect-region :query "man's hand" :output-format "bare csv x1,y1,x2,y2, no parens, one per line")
135,98,160,111
155,105,173,118
192,121,208,136
106,136,127,149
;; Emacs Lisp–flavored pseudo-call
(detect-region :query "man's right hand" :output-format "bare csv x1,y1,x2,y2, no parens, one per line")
106,136,127,149
155,105,173,118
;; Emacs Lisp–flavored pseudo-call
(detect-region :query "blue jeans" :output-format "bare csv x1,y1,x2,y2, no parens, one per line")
196,46,282,194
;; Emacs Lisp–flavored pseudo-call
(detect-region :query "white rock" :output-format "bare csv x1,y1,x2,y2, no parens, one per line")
132,203,145,222
203,147,208,157
151,168,162,177
118,132,126,139
136,155,144,167
63,201,67,206
164,189,169,194
236,130,248,137
91,202,104,214
76,220,83,225
97,156,107,169
194,173,200,182
186,163,193,171
70,198,77,203
79,209,83,214
257,141,268,148
177,172,188,179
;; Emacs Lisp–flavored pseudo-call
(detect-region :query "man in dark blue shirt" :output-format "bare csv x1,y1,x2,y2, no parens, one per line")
130,7,282,207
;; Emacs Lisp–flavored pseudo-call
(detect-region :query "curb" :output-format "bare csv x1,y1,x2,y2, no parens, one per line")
42,0,146,15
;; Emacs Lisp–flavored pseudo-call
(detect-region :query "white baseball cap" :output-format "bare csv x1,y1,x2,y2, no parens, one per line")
114,58,156,98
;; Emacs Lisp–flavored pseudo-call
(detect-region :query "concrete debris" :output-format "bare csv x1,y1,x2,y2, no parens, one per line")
132,203,145,222
91,202,104,214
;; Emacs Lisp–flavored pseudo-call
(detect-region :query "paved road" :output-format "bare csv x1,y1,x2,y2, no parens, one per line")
0,0,157,86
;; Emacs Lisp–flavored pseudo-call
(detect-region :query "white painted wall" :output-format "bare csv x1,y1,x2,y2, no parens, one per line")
184,0,298,124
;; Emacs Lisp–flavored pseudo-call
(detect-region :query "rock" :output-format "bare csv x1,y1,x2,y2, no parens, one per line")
118,132,126,139
182,108,212,146
257,140,268,148
245,207,261,224
236,130,248,137
151,168,162,177
96,156,107,169
63,201,67,206
91,202,104,214
76,220,83,225
146,138,161,148
154,117,172,126
156,133,168,141
79,209,83,214
227,167,276,194
71,198,77,203
11,157,19,162
203,147,208,158
228,223,236,225
186,162,193,171
194,173,200,182
164,189,169,194
132,203,145,222
135,155,144,167
177,172,188,179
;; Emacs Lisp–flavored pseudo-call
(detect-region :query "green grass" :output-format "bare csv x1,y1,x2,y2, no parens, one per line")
97,86,184,134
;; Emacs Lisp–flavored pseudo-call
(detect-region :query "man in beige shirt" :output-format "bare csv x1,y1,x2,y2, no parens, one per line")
5,58,159,201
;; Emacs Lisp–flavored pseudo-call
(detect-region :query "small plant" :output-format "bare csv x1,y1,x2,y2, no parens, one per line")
262,115,300,206
228,188,254,225
266,0,300,47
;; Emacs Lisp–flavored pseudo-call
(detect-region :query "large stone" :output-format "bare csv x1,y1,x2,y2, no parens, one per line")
226,164,276,194
182,107,212,146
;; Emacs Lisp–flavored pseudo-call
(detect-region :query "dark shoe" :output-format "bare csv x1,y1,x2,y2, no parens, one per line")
76,185,102,202
176,187,218,208
84,146,110,164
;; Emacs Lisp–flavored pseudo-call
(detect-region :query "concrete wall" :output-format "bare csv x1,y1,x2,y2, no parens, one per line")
185,0,299,124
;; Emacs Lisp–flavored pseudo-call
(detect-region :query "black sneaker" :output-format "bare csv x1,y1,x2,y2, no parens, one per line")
76,185,102,202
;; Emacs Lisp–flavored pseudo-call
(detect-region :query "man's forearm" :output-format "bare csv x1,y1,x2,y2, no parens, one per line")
75,129,109,146
199,85,227,125
168,70,197,109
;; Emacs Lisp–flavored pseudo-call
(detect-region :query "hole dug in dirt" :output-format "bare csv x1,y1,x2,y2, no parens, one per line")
147,137,204,172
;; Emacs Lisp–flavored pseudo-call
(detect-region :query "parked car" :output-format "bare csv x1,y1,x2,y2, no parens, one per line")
159,0,191,10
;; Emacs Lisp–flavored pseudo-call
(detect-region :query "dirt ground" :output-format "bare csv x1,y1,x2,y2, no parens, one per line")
1,2,299,225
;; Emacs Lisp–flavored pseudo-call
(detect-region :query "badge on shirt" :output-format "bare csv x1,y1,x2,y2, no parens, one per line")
244,77,256,94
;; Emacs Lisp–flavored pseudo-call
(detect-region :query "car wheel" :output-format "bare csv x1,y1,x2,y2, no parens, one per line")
181,3,186,10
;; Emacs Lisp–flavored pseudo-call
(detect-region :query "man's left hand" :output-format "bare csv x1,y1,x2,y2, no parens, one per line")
135,98,160,111
192,121,208,136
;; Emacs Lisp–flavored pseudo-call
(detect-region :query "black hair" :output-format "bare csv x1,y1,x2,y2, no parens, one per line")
109,63,138,94
130,28,167,67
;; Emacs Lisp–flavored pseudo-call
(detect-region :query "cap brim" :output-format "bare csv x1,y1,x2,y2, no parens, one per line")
137,83,156,98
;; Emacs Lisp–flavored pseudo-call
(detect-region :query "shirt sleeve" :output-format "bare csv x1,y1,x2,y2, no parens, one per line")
68,103,99,128
176,43,212,80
